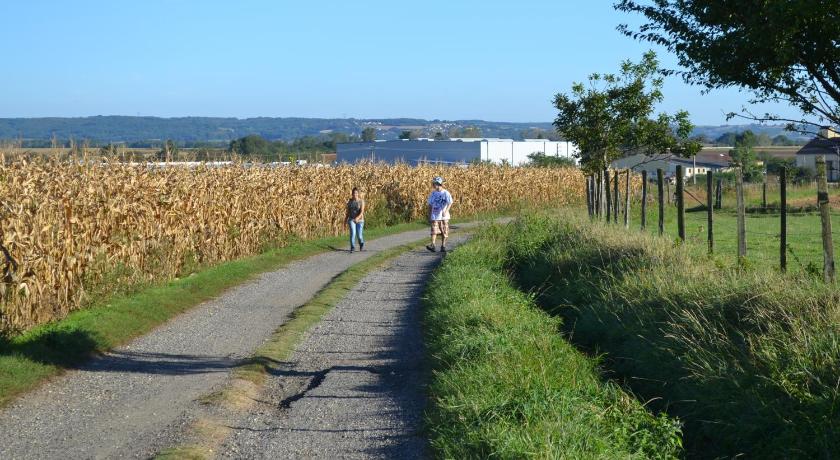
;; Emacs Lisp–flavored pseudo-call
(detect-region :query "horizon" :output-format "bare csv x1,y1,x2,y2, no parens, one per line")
0,1,802,126
0,114,799,129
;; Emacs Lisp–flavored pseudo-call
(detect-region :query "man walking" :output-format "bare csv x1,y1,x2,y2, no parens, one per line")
426,176,453,253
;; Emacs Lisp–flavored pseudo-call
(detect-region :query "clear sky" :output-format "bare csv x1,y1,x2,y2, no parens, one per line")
0,0,797,125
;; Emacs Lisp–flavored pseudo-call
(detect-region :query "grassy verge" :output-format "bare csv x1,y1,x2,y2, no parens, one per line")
508,211,840,458
0,221,428,407
158,239,428,459
422,222,682,459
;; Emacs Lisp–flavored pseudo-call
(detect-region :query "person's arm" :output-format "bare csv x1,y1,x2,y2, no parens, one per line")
355,200,365,222
443,191,454,216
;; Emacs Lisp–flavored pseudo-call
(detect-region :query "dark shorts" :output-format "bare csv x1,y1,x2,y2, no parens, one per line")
430,220,449,237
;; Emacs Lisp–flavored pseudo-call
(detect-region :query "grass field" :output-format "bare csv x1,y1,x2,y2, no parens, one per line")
612,180,840,273
508,212,840,458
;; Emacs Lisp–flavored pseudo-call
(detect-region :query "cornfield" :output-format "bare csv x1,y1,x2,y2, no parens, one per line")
0,160,583,334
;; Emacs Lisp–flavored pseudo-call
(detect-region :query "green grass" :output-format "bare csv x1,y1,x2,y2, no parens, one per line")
622,189,840,273
0,221,427,407
422,222,682,459
508,211,840,458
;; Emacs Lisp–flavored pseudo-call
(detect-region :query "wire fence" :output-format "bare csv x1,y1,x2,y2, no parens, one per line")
585,161,840,279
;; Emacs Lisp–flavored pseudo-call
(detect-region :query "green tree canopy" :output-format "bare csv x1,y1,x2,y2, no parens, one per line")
553,51,699,173
229,134,271,156
361,127,376,142
728,131,763,182
616,0,840,135
448,126,482,138
526,152,576,168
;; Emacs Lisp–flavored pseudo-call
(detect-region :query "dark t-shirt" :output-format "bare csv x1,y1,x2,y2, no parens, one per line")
347,199,364,220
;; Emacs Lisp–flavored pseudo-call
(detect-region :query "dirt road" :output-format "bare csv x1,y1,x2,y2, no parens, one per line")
0,225,477,459
218,237,467,459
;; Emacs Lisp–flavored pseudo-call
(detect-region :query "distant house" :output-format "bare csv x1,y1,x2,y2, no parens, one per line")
795,127,840,181
612,151,731,180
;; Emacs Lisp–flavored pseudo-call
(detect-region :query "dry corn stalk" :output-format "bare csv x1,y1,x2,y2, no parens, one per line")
0,160,583,333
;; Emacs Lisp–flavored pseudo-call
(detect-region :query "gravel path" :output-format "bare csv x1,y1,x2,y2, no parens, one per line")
218,236,468,459
0,225,476,460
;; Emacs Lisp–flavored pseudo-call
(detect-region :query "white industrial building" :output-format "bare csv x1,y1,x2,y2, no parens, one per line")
336,138,579,166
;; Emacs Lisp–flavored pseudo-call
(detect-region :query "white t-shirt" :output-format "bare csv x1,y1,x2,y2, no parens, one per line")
428,189,453,221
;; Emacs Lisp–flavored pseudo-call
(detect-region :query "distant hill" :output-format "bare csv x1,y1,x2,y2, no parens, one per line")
0,116,557,146
689,124,811,144
0,116,810,146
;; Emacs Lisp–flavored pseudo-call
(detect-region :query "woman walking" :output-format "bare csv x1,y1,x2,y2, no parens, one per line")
346,187,366,253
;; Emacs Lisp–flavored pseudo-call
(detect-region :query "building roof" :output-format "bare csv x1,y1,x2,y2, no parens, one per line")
796,137,840,156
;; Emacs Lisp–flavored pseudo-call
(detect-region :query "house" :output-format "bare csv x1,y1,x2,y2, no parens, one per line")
612,151,731,181
336,138,579,166
795,127,840,181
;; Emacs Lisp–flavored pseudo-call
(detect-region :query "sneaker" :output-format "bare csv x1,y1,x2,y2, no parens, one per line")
350,246,355,253
360,242,365,251
425,244,436,253
440,246,447,253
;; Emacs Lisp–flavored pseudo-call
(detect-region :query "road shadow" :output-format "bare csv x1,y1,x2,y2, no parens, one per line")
0,328,100,369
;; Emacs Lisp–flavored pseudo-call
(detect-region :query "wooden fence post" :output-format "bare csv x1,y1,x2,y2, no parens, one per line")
762,179,767,210
641,170,648,230
707,170,714,253
780,167,787,272
592,171,604,218
736,167,747,260
715,178,722,209
676,165,685,241
816,155,835,282
623,169,630,229
605,168,612,222
613,170,620,224
657,168,665,236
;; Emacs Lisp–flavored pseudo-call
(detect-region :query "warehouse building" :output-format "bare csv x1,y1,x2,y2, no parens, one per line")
336,138,578,166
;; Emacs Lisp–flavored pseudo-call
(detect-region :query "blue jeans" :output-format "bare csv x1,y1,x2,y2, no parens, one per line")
349,219,365,248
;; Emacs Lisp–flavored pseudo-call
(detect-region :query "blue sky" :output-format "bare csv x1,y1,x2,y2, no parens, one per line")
0,0,797,124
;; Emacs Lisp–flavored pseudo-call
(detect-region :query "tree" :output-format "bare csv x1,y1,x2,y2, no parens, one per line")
715,132,737,146
157,139,178,161
729,131,763,182
448,126,482,138
615,0,840,136
771,134,796,146
229,135,270,156
433,131,446,140
521,128,561,140
399,130,412,140
553,51,699,173
362,127,376,142
526,152,576,168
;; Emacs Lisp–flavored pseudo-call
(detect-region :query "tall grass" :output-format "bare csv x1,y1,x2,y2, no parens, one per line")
507,212,840,458
423,222,682,458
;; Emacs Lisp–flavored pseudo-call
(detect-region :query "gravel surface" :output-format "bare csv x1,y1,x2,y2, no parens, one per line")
0,225,479,460
219,235,469,459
